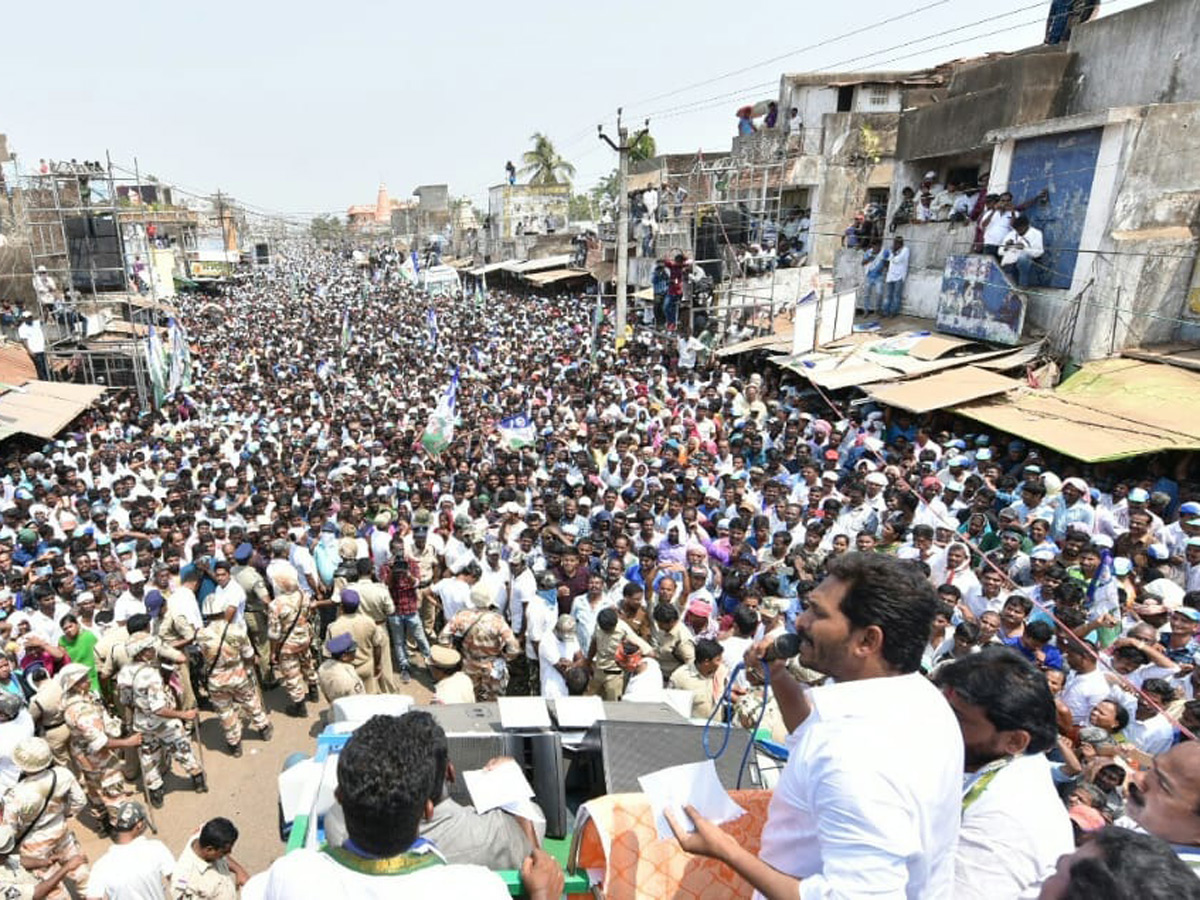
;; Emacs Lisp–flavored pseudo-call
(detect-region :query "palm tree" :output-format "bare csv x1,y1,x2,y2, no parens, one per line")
520,133,577,186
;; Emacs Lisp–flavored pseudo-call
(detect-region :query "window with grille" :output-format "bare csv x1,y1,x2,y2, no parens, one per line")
869,86,889,107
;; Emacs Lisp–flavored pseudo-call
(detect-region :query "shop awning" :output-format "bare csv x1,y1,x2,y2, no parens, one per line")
523,268,591,286
952,358,1200,462
773,331,1035,391
502,255,574,274
867,366,1021,414
468,260,518,276
717,333,794,358
0,380,107,440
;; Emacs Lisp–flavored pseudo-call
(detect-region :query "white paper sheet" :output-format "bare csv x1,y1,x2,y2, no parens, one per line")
638,759,747,841
553,695,606,730
498,695,552,730
462,759,535,813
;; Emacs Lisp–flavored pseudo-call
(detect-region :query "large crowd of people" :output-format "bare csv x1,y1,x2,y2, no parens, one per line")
0,244,1198,897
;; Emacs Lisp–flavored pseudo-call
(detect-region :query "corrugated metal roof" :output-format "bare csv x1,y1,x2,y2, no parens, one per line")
502,255,575,274
953,358,1200,462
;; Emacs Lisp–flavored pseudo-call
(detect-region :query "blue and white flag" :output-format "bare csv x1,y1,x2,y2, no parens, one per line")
412,251,421,275
420,368,459,457
496,411,535,450
426,308,438,349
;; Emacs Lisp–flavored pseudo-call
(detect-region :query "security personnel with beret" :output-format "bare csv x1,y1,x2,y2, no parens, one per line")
317,634,365,704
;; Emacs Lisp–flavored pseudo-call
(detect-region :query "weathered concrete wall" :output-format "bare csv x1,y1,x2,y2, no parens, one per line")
1061,0,1200,115
1071,102,1200,358
897,49,1073,160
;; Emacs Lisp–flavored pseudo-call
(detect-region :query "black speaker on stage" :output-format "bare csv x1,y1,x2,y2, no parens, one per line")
587,721,762,796
65,214,126,291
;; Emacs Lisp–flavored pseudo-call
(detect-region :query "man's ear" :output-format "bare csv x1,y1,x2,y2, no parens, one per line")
423,798,435,822
445,761,456,784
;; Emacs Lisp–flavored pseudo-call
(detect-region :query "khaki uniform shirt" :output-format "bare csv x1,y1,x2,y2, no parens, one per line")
668,663,727,719
326,613,381,679
349,579,394,624
434,672,477,704
170,834,237,900
592,620,653,671
317,660,364,704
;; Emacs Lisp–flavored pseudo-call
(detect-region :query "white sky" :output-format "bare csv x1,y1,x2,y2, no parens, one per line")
0,0,1149,221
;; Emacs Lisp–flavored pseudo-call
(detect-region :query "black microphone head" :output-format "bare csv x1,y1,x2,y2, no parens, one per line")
767,632,802,661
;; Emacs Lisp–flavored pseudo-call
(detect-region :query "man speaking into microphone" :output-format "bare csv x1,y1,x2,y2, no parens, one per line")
668,552,962,899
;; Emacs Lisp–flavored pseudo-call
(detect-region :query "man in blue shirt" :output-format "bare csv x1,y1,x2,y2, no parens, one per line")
1003,620,1063,671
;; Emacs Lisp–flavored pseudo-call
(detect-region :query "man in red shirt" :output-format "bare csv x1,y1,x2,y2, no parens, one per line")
661,253,692,331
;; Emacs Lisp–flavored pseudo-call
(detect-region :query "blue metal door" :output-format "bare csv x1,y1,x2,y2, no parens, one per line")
1006,127,1102,289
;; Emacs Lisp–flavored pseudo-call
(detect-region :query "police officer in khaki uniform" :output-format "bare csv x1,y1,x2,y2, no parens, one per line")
26,668,71,768
346,559,398,692
231,543,273,685
428,645,475,704
667,637,729,719
325,589,384,694
317,633,365,704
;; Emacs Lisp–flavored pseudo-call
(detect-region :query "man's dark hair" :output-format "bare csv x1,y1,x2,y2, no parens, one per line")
955,620,981,644
824,551,937,673
565,666,590,696
400,709,450,805
937,583,962,602
126,613,151,635
1024,620,1054,645
337,713,436,856
694,638,723,665
355,557,373,577
935,647,1057,754
1142,677,1175,702
652,603,679,625
198,817,239,851
732,603,759,637
1059,826,1200,900
1112,644,1149,668
1004,594,1033,615
596,607,618,632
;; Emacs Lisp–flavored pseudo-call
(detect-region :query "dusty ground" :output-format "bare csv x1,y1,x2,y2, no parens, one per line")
76,672,434,877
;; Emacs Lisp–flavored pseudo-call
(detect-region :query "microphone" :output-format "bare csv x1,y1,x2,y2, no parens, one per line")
761,632,802,662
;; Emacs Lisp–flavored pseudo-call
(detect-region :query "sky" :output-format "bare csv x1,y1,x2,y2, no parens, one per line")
1,0,1149,222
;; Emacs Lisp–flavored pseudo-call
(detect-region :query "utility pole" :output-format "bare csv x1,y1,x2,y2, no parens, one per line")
599,109,648,349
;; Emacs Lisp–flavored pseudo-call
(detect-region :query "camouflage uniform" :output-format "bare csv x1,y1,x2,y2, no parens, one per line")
118,662,202,791
62,693,131,821
438,609,520,701
2,767,88,900
268,590,317,704
0,856,40,897
233,562,272,684
197,623,270,747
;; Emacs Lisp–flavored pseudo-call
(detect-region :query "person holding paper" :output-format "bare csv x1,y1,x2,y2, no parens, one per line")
668,552,962,899
263,712,563,899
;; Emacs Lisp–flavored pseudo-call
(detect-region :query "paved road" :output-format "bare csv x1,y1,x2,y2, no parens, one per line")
77,672,434,877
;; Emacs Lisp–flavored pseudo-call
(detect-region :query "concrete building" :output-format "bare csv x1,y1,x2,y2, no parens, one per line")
776,70,946,268
482,182,570,262
347,183,413,234
834,0,1200,361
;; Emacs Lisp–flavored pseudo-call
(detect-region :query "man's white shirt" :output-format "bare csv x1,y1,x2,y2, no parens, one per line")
757,672,962,900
